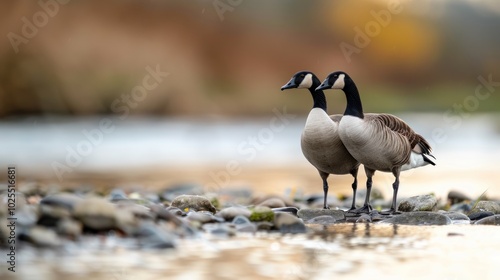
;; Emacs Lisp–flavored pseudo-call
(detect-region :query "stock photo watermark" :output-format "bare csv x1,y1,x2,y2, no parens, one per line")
51,65,169,181
212,0,243,21
205,106,296,191
340,0,404,63
6,166,17,273
7,0,71,54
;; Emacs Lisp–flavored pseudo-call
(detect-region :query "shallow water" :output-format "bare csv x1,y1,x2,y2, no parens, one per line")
1,223,499,280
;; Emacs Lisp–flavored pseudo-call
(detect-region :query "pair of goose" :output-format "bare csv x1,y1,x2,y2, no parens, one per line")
281,71,436,214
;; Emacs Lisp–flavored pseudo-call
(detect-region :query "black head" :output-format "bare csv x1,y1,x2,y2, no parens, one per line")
316,71,351,91
281,71,317,91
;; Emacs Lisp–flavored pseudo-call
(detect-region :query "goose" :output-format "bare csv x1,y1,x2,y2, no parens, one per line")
281,71,361,210
317,71,436,214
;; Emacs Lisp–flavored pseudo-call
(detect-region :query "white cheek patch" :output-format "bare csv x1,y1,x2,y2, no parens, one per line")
297,73,313,89
332,74,345,89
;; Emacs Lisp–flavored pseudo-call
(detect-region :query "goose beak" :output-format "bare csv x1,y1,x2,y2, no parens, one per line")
281,77,297,91
316,82,330,91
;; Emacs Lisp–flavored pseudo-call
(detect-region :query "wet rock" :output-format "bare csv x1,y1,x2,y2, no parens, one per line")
216,206,251,221
449,202,472,213
232,216,256,233
108,189,128,202
171,195,216,214
356,214,372,223
16,205,38,227
306,215,339,225
307,195,342,209
370,210,387,222
397,194,438,212
187,211,222,224
150,205,182,225
21,226,62,247
115,200,155,220
468,211,494,221
166,206,184,216
257,198,286,208
252,195,294,207
202,223,236,237
160,183,203,201
474,214,500,225
136,223,176,249
249,206,275,222
469,201,500,215
272,207,299,216
56,218,82,239
380,212,451,225
255,221,274,231
74,197,120,231
447,190,471,205
439,211,470,224
40,193,83,210
274,212,307,233
297,209,345,221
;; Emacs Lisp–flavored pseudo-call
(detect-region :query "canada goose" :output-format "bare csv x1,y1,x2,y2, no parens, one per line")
281,71,361,210
317,71,436,214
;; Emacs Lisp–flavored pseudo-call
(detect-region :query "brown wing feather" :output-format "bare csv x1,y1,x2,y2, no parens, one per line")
374,114,431,151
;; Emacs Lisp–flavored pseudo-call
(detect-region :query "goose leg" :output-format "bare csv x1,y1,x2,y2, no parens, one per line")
350,167,374,214
319,171,330,209
347,167,359,211
382,168,401,215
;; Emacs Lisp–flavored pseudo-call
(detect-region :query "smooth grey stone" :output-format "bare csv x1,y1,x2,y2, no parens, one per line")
297,209,345,221
171,195,216,214
166,206,184,216
449,202,472,213
257,198,286,208
150,205,182,225
379,212,451,225
232,215,252,225
468,211,494,221
217,207,251,221
40,193,83,210
187,211,223,224
235,223,257,233
274,212,306,234
356,214,372,223
305,215,339,225
397,194,438,212
474,214,500,225
108,189,128,201
439,211,470,224
20,226,62,247
272,207,299,216
255,221,274,231
136,223,175,249
202,223,236,237
73,197,119,231
469,201,500,215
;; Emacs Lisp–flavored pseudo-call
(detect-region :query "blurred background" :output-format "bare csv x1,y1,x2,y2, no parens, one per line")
1,0,499,200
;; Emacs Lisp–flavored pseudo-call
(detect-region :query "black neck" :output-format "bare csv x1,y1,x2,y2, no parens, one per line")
342,80,364,118
309,76,327,111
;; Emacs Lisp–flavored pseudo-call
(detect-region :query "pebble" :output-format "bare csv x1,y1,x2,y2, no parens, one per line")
108,189,128,201
297,209,345,221
202,223,236,237
232,216,257,233
166,206,185,216
249,206,275,222
468,211,494,221
136,223,176,249
21,226,62,247
171,195,217,214
216,206,251,221
306,215,339,225
474,214,500,225
449,202,472,213
397,194,438,212
273,212,307,234
438,211,470,224
468,201,500,215
40,193,83,210
56,218,82,239
271,207,299,216
257,198,286,208
187,211,223,224
73,197,120,231
232,215,252,225
356,214,372,223
379,212,451,225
